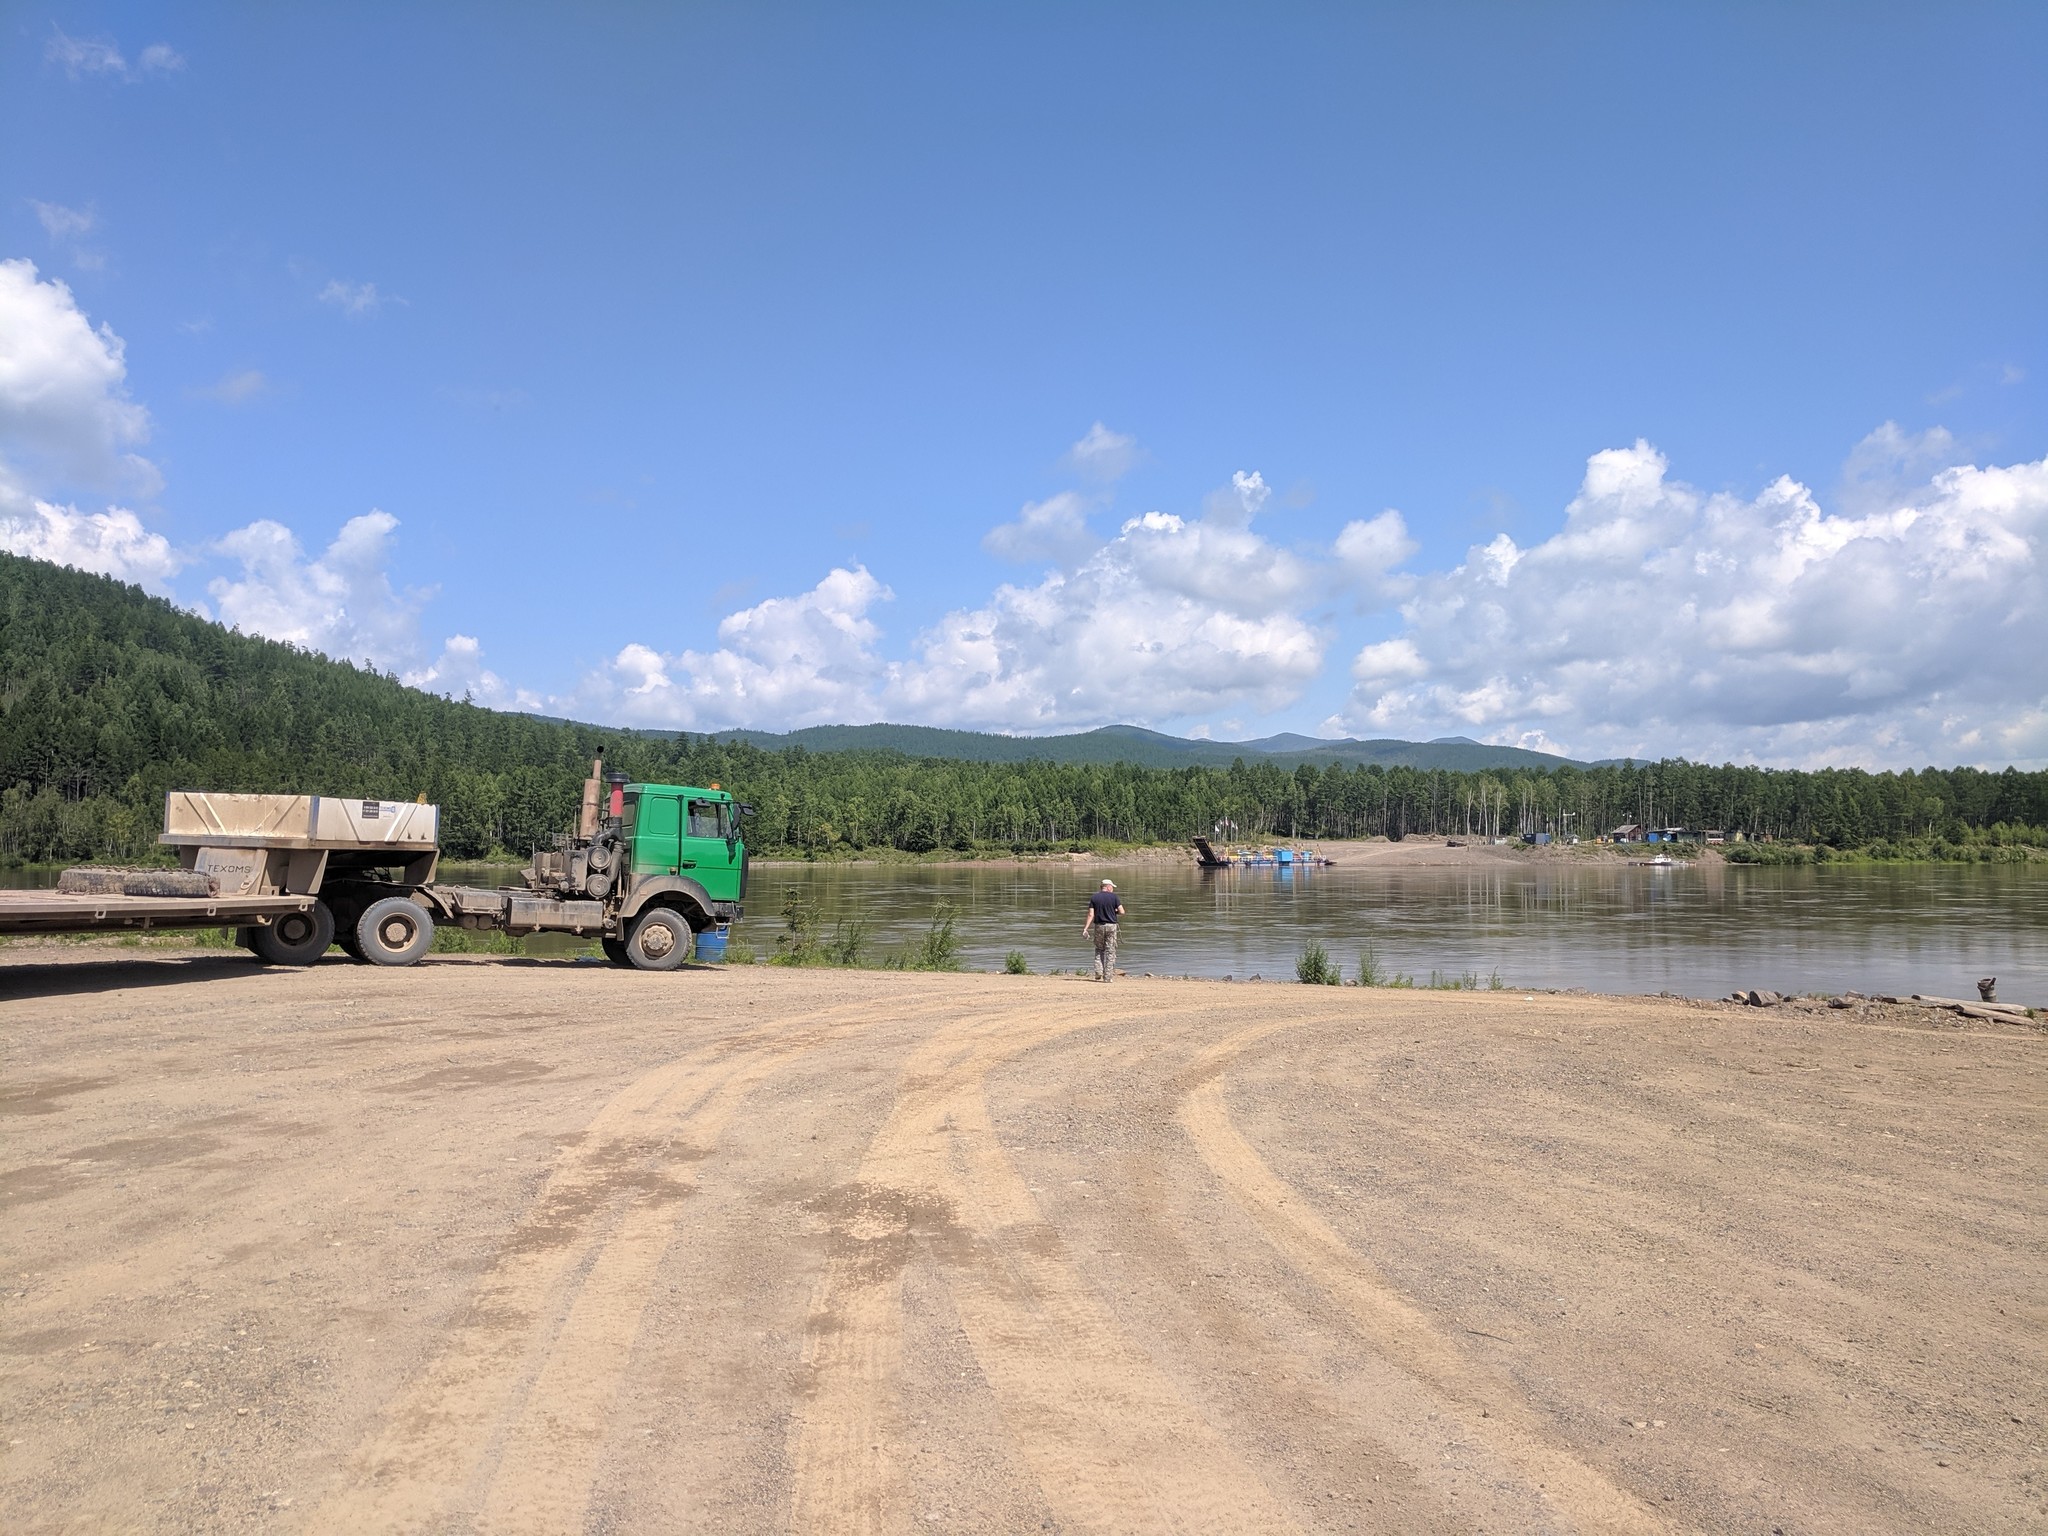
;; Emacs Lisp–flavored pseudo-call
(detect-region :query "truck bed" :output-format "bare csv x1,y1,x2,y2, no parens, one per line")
0,889,316,936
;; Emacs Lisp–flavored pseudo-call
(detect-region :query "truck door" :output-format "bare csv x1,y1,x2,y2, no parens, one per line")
631,791,682,876
683,799,738,899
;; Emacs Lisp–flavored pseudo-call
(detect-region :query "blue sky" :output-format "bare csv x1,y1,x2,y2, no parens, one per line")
4,3,2045,766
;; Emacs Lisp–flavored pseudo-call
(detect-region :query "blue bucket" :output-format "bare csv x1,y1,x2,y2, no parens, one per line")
694,926,729,962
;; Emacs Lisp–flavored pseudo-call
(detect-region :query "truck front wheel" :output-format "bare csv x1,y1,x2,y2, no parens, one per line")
357,897,435,966
250,901,335,966
601,937,631,967
625,908,690,971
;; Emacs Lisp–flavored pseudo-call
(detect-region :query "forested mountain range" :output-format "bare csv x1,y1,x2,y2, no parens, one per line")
3,551,2043,864
650,722,1583,773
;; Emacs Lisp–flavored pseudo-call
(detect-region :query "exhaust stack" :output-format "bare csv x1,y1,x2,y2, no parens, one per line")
578,758,603,840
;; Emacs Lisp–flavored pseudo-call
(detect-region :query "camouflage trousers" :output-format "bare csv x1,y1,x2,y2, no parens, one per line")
1091,922,1119,981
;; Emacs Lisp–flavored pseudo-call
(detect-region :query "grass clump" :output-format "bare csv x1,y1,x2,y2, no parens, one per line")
1426,968,1506,991
1004,950,1029,975
772,885,875,967
757,891,964,971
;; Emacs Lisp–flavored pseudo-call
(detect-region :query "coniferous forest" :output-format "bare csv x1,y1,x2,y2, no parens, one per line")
3,551,2044,865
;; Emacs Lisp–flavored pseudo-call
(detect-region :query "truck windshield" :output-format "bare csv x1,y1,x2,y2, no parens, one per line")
687,800,730,839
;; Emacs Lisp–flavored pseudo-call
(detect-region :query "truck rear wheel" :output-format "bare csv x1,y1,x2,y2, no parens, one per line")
250,901,335,966
625,908,690,971
357,897,434,966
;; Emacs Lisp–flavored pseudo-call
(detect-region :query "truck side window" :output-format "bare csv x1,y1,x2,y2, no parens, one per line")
687,800,727,839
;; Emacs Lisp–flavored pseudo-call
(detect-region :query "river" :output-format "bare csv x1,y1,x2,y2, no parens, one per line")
6,855,2042,1000
752,856,2048,1001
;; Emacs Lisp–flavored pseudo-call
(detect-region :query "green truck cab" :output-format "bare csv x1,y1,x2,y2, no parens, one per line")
621,782,749,909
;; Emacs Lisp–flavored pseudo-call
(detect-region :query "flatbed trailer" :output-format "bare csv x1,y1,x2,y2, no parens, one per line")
0,791,440,964
0,890,318,936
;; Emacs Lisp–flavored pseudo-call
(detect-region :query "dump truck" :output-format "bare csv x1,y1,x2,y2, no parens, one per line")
0,761,749,971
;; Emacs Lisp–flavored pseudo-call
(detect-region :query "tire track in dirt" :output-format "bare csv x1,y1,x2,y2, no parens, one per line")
310,999,951,1535
788,1003,1298,1536
1177,1019,1676,1536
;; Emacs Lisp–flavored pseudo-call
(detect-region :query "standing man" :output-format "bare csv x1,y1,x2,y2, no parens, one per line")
1084,878,1124,982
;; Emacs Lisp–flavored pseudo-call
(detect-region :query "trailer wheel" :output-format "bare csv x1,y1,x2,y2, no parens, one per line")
250,901,335,966
625,908,690,971
357,897,435,966
601,937,631,967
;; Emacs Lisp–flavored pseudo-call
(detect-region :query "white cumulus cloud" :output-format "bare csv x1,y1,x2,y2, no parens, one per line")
208,511,434,668
887,477,1333,730
1333,510,1420,605
405,634,541,711
0,492,182,594
578,566,895,729
0,258,158,495
580,467,1413,734
1334,431,2048,768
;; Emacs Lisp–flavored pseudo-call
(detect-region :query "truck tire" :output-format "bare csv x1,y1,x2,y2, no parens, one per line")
601,937,631,967
250,901,335,966
356,897,434,966
625,908,690,971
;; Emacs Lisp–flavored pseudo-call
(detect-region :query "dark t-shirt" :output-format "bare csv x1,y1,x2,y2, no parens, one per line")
1088,891,1122,926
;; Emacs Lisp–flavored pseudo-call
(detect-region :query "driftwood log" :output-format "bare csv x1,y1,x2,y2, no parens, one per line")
1901,995,2035,1025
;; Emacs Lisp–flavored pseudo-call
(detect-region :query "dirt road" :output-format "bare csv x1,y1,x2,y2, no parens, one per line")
2,951,2041,1534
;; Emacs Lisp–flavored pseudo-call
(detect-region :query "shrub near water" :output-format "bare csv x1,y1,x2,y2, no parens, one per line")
899,901,964,972
1296,939,1341,986
1354,941,1413,987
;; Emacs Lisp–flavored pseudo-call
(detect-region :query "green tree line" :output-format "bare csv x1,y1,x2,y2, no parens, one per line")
4,552,2044,865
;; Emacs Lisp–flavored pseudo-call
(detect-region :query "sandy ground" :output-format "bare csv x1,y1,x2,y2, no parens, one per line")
1,950,2040,1535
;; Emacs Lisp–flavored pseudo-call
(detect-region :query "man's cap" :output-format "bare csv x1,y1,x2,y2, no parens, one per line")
1101,879,1116,888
